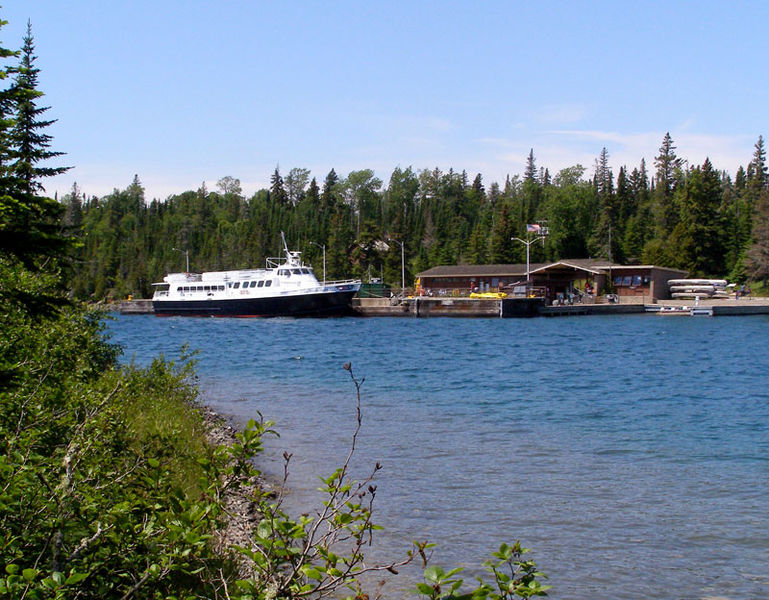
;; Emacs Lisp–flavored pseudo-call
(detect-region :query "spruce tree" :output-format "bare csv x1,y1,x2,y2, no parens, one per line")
653,132,683,235
0,16,17,195
675,158,726,275
270,166,288,205
9,22,69,195
747,135,767,193
0,20,70,273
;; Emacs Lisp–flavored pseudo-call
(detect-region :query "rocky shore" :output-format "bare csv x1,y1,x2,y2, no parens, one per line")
198,406,264,578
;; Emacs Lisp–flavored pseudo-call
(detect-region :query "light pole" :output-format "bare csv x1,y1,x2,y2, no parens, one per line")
511,226,548,283
309,241,326,283
172,247,190,272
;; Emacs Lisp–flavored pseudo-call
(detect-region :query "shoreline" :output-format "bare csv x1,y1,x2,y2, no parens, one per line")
197,404,264,578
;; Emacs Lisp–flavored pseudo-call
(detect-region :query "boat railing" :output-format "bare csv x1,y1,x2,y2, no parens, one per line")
323,278,361,287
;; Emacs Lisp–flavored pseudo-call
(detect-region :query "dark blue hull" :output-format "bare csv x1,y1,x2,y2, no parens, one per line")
153,289,358,317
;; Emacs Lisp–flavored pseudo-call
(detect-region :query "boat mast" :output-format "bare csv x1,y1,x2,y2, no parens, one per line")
280,231,291,259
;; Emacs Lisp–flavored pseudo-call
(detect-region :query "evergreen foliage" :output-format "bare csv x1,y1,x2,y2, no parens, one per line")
48,129,765,299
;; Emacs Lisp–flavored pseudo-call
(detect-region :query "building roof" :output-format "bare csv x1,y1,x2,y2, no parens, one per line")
417,263,545,278
417,260,688,278
529,259,620,275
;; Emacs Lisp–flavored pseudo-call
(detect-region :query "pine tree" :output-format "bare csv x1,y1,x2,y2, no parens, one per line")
675,158,726,275
653,132,683,235
9,22,69,195
270,166,288,205
524,149,537,183
590,147,617,259
321,168,339,212
0,20,70,272
0,16,18,195
745,187,769,284
747,135,767,194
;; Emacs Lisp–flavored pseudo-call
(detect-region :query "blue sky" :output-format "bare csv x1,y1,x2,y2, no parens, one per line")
3,1,767,201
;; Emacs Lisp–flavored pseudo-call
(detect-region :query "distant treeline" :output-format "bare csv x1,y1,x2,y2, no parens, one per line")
62,136,769,300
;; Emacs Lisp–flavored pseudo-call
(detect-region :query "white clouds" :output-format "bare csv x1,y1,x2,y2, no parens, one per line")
470,128,759,185
531,104,588,125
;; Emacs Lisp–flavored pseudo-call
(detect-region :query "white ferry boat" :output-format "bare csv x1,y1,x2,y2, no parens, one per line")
151,234,361,317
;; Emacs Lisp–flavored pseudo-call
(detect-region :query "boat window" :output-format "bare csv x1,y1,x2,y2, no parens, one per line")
265,280,272,287
613,276,623,286
302,268,311,274
632,275,642,286
233,282,240,289
257,280,264,287
249,281,257,288
278,269,287,277
218,285,224,291
292,269,301,275
622,276,632,286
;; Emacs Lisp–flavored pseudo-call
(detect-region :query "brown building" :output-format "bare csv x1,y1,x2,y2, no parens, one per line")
416,260,688,302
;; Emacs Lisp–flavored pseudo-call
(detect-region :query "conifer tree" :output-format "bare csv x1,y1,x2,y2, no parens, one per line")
0,20,70,272
9,22,69,195
590,147,617,259
745,187,769,284
674,158,726,275
653,132,683,235
270,166,288,205
0,16,17,195
747,135,767,194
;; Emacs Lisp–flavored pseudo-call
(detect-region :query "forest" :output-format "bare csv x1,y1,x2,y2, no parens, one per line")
63,135,769,300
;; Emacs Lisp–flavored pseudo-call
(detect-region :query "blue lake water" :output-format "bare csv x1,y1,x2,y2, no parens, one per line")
108,314,769,599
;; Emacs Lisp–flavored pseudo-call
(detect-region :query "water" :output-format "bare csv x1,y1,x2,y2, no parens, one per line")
108,314,769,599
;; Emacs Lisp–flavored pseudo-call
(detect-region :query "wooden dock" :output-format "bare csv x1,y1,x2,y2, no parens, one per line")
115,296,769,318
354,296,769,318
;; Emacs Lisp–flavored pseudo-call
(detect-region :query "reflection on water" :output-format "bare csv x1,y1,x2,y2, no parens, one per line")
110,314,769,600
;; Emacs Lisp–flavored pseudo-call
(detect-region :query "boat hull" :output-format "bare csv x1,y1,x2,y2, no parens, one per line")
153,289,358,317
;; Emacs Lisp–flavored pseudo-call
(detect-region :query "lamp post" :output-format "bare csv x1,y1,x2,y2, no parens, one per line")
172,247,190,273
511,226,548,283
386,238,406,295
309,241,326,283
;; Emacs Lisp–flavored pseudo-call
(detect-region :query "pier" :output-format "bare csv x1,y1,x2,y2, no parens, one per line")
116,296,769,317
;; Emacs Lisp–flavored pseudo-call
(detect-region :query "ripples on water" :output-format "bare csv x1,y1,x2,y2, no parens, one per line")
110,314,769,600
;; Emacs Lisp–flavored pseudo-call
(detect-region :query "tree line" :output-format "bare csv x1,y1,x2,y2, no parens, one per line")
63,136,769,300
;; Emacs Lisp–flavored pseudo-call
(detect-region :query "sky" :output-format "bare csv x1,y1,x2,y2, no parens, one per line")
2,0,768,201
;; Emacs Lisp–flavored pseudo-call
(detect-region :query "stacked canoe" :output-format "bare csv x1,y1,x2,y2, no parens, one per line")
668,279,729,299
